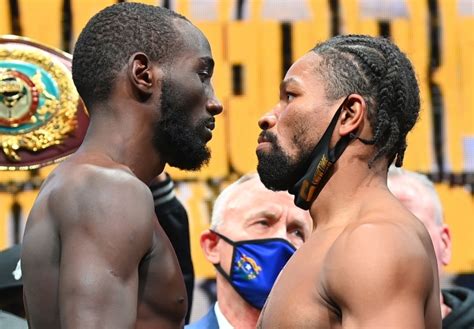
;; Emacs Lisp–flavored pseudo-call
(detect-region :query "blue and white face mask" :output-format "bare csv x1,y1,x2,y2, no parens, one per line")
211,230,296,310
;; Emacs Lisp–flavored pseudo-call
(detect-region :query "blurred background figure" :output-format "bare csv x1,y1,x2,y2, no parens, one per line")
187,173,313,328
0,244,27,328
388,167,474,329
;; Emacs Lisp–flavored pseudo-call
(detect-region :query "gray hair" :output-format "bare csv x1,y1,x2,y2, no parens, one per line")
210,173,259,230
387,166,444,226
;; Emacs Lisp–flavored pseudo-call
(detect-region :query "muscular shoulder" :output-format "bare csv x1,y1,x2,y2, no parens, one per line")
54,162,148,203
323,220,434,307
49,163,155,242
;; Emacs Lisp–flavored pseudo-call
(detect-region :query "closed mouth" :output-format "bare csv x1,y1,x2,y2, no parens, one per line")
258,132,269,144
205,119,215,131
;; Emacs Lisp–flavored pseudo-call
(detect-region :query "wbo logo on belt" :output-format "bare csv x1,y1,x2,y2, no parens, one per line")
0,35,88,170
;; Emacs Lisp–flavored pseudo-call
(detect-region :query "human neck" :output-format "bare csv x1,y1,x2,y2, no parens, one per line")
216,278,260,328
308,154,388,229
78,104,164,183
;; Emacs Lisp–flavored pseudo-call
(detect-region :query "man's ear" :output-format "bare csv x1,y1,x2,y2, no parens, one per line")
127,52,159,101
200,230,221,264
338,94,367,137
439,224,452,266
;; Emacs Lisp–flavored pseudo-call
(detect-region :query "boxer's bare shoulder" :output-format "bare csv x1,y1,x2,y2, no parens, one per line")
257,199,441,329
320,216,440,328
21,155,170,329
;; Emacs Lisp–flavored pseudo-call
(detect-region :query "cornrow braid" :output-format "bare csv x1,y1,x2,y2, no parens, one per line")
311,35,420,167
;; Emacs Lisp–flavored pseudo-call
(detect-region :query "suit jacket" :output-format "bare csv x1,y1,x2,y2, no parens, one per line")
185,305,219,329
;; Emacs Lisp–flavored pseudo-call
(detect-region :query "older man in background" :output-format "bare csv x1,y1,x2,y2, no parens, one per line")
388,167,474,329
187,173,313,328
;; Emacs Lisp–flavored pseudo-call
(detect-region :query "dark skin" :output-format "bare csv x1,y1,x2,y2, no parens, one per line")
256,53,441,328
21,20,222,329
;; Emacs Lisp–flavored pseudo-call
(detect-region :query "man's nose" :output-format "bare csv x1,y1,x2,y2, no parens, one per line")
206,96,223,116
258,112,277,130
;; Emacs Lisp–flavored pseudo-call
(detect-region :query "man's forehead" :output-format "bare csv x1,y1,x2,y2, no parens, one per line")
174,19,212,57
219,182,311,232
283,52,321,86
224,179,278,209
287,52,320,73
199,56,214,69
228,181,297,214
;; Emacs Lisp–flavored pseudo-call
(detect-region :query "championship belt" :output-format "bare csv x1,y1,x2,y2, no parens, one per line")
0,35,88,170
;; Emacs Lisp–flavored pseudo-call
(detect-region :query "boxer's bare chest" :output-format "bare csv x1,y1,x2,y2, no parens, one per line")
258,229,344,329
136,222,187,328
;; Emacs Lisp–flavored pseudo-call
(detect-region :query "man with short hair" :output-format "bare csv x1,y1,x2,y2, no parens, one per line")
21,3,222,328
187,173,312,328
388,167,474,329
256,34,441,328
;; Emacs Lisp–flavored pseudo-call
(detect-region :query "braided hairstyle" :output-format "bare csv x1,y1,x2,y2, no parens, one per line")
72,2,188,109
312,34,420,167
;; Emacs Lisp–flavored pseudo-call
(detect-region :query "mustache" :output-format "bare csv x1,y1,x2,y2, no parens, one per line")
189,117,215,131
259,131,278,144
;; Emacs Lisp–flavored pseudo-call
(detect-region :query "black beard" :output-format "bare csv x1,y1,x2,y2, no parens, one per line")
152,78,211,171
256,131,311,191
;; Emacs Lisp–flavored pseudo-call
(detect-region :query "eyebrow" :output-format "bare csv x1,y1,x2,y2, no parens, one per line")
280,77,299,91
245,209,280,222
199,57,215,70
288,216,311,236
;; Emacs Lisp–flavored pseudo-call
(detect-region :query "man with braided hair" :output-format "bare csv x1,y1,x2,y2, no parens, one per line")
256,34,441,328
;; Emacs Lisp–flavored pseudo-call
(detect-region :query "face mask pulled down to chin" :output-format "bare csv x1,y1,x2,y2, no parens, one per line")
289,96,354,210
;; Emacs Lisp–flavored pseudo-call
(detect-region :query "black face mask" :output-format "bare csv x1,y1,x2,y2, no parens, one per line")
288,96,352,210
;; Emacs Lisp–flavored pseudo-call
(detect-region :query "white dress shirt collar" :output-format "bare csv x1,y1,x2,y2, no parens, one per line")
214,301,234,329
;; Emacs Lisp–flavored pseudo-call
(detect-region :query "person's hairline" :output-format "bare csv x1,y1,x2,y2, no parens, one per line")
210,173,259,230
82,15,192,111
74,2,193,108
286,52,346,110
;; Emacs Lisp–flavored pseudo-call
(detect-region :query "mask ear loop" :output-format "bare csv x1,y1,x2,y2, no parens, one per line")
290,96,351,209
349,133,375,145
210,229,236,278
209,229,235,246
214,262,232,281
330,96,375,161
345,95,375,146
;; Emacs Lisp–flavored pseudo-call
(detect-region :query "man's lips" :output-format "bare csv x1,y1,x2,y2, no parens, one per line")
202,119,216,142
257,132,274,153
258,132,270,144
205,119,215,131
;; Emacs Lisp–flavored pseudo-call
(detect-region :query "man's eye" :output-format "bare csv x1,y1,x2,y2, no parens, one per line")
256,220,270,227
292,229,304,240
286,93,295,102
198,71,210,82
